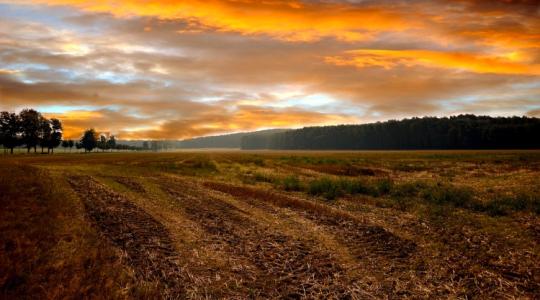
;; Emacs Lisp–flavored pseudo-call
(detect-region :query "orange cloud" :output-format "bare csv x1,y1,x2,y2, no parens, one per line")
44,106,358,140
121,107,357,140
15,0,413,41
326,49,540,75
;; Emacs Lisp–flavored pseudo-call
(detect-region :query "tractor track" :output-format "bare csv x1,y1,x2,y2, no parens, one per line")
67,176,185,298
161,179,351,299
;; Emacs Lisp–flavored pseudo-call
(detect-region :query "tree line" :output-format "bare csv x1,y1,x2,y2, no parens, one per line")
0,109,142,154
62,128,142,152
241,115,540,150
0,109,63,154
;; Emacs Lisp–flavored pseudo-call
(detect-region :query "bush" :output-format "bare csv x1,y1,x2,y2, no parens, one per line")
482,193,540,216
375,178,394,196
253,172,276,183
282,175,302,191
391,181,428,198
308,177,342,200
420,183,473,207
339,179,375,195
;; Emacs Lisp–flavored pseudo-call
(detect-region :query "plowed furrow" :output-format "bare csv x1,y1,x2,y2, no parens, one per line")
162,181,351,298
205,182,415,260
68,176,184,296
112,176,146,193
204,182,423,296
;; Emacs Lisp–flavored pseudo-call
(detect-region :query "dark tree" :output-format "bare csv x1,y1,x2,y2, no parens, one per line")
97,135,107,152
19,109,41,153
81,129,98,152
0,111,21,154
68,140,74,152
242,115,540,150
107,135,116,152
61,140,69,151
38,117,52,153
49,118,62,154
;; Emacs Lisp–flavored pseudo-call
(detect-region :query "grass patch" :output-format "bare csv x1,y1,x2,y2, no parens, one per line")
481,193,540,216
281,175,302,191
308,177,343,200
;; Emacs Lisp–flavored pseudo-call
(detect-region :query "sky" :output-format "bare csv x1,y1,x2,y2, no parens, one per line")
0,0,539,140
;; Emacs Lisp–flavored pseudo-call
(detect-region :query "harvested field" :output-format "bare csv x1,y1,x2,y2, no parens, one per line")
68,176,184,297
1,150,539,298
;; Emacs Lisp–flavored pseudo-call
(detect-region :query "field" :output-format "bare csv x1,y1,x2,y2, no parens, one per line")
1,150,539,299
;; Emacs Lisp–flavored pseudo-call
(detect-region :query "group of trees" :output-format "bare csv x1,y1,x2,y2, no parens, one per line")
0,109,141,154
78,128,141,152
241,115,540,150
0,109,63,154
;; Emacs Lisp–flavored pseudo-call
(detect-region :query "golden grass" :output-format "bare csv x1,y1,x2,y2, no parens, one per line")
1,150,539,298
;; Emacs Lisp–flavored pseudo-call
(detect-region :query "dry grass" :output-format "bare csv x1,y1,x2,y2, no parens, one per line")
1,150,539,298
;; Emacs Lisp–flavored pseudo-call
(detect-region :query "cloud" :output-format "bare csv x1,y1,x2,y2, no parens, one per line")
326,49,540,75
47,106,357,140
11,0,415,42
0,1,538,139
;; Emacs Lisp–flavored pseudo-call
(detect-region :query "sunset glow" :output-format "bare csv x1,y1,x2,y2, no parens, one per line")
1,0,539,139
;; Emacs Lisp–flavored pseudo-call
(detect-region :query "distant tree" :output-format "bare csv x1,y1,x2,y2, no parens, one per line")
241,115,540,150
107,135,116,152
0,122,3,152
81,129,98,152
75,142,82,151
61,140,69,151
68,140,74,152
19,108,41,153
38,117,52,153
142,141,149,150
0,111,20,154
97,135,107,152
49,118,62,154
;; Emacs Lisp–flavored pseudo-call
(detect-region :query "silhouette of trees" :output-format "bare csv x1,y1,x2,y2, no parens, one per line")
61,140,69,151
81,129,98,152
20,109,41,153
107,135,116,151
68,140,74,152
49,118,62,153
97,135,107,152
0,111,21,154
0,109,64,154
242,115,540,150
38,116,52,153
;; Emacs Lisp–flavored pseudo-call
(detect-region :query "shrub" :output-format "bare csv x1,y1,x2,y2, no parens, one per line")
253,172,276,183
391,181,428,198
482,193,540,216
420,183,473,207
339,179,375,195
374,178,394,196
282,175,302,191
308,177,342,200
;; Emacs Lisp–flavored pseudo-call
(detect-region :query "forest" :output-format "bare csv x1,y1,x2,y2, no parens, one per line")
241,115,540,150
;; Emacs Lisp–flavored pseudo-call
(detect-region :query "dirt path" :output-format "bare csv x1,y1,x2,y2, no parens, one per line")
67,176,185,297
202,182,432,297
160,179,351,299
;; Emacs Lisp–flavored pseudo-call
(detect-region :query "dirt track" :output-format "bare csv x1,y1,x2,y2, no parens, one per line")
65,173,539,299
68,176,185,297
162,180,350,298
